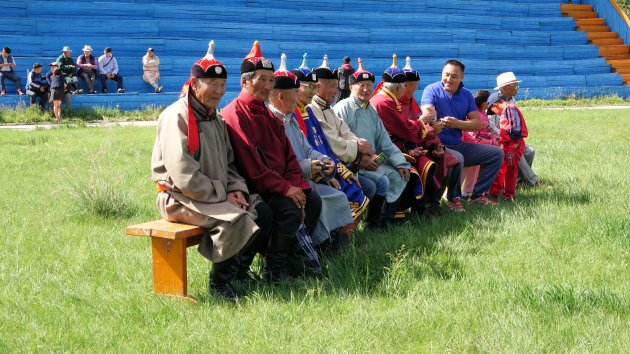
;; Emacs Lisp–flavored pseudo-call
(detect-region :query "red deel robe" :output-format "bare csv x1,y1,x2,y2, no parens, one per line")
371,92,457,191
222,92,310,196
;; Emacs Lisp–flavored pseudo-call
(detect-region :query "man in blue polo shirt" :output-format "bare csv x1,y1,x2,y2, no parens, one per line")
420,59,503,211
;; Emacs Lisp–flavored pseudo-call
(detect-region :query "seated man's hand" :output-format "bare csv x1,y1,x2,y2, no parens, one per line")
328,178,341,190
322,159,335,175
365,158,379,172
227,191,249,210
310,160,324,178
410,147,427,157
419,107,436,123
402,153,416,164
346,173,361,188
356,154,377,171
357,140,373,155
430,121,443,134
398,168,410,181
285,185,306,209
440,116,460,129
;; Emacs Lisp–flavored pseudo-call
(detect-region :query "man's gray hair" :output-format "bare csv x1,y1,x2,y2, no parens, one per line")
383,82,403,91
241,72,255,84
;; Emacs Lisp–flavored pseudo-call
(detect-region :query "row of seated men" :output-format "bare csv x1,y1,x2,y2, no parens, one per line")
151,40,541,301
0,45,164,100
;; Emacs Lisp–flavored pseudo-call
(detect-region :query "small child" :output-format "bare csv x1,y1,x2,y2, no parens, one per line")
486,92,528,201
461,90,499,197
49,68,64,123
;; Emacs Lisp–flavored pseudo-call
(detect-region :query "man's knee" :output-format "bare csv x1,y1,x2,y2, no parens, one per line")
306,189,322,214
358,175,377,199
375,175,389,196
254,202,273,236
268,196,302,236
524,145,535,158
488,145,504,165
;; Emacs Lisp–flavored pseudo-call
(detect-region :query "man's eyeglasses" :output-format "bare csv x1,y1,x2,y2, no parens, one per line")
300,83,318,90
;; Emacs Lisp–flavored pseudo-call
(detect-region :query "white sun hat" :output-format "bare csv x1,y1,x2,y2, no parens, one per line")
494,72,522,90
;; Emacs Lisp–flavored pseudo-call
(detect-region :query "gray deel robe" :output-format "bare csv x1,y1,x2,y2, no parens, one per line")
151,95,260,263
271,105,353,245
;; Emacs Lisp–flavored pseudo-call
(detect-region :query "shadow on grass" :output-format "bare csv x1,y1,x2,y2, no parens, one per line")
188,178,606,305
194,208,510,304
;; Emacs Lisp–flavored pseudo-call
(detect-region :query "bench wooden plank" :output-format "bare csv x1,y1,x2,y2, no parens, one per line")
126,219,204,240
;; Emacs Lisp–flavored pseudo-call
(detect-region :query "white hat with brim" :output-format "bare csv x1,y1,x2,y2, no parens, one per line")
62,46,72,52
82,45,93,51
494,71,522,90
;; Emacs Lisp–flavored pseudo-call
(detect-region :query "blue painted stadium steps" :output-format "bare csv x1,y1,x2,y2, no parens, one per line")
1,0,628,111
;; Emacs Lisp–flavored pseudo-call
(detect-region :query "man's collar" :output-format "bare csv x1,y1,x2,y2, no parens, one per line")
268,104,294,124
238,92,267,113
312,95,331,109
189,92,217,121
350,95,369,109
440,81,464,96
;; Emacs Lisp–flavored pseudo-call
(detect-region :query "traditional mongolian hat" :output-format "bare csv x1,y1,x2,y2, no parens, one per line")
274,53,300,89
190,40,227,79
240,41,274,74
180,40,228,154
373,54,406,110
291,53,317,83
381,54,406,83
402,56,420,82
348,58,375,85
312,54,337,80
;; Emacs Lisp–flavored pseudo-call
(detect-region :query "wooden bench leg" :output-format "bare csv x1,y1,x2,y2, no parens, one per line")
151,237,194,300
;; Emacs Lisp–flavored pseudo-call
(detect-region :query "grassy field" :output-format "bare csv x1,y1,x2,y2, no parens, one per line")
0,108,629,352
1,96,630,124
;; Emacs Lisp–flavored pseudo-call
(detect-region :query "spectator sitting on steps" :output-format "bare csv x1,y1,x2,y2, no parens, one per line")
26,63,49,110
98,47,124,94
0,47,24,96
143,48,163,93
76,45,99,94
56,46,83,94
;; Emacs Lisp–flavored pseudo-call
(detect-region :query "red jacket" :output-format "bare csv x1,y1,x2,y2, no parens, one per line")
222,92,310,195
498,103,528,144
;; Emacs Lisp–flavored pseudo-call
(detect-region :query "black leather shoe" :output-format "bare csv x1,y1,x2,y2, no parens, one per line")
209,283,239,301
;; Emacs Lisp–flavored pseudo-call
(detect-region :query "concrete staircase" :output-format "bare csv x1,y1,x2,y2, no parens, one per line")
562,3,630,85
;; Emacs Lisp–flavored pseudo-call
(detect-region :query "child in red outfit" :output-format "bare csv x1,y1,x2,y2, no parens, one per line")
461,90,499,197
487,92,528,201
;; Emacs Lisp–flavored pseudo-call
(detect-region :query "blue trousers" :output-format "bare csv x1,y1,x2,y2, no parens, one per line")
0,71,22,91
358,173,388,200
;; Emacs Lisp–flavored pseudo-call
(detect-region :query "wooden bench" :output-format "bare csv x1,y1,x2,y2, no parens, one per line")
126,219,204,300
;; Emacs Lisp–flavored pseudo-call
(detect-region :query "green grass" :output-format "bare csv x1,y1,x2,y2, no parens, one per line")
0,103,163,124
0,108,629,352
519,95,630,108
619,0,629,15
1,96,629,124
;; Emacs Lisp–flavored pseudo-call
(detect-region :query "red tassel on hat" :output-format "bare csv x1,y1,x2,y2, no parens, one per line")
244,40,262,61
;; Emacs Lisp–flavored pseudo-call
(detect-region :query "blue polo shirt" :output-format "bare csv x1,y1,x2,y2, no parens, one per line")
420,81,477,146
